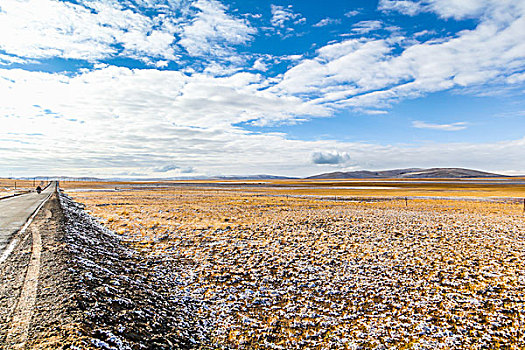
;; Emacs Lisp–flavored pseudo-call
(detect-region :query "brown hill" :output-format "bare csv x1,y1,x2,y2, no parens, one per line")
306,167,505,179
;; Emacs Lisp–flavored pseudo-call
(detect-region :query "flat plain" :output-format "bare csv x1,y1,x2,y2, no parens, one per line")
0,179,38,195
64,178,525,349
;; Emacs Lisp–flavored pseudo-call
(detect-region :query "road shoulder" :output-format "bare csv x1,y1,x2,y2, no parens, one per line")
0,193,87,349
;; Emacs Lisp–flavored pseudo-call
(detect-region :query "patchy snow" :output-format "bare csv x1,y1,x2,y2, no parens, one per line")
59,191,212,349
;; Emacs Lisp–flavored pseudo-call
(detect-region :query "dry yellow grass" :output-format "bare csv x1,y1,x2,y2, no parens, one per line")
254,179,525,199
0,178,41,194
59,177,525,198
67,183,525,349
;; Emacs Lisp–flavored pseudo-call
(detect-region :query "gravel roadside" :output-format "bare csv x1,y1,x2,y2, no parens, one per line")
58,191,212,349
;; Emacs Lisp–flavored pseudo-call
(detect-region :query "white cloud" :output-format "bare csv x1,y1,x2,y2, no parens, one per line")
378,0,423,16
270,5,304,28
1,0,525,177
0,54,32,65
153,164,194,173
0,0,180,62
423,0,501,20
274,0,525,112
274,39,394,96
155,60,169,68
351,20,383,34
0,64,524,176
313,18,341,27
414,29,437,38
1,63,524,177
0,0,257,64
507,72,525,84
344,10,360,17
379,0,518,20
281,54,303,61
360,109,388,115
412,121,468,131
252,58,268,71
312,151,351,165
179,0,255,58
0,66,330,170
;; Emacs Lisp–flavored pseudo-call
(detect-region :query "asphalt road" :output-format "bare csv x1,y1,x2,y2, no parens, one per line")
0,182,55,256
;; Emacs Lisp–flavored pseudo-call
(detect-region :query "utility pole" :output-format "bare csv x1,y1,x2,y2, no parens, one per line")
33,178,35,187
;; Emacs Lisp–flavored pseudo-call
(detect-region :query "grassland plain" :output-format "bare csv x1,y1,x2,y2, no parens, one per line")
0,179,38,195
65,180,525,349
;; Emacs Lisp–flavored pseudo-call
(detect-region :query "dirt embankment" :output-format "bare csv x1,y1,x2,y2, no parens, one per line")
1,191,211,350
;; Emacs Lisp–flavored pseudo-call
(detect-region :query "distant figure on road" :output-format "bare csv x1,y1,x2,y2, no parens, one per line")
36,186,42,194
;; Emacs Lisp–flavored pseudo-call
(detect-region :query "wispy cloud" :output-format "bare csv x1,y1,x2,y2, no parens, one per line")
414,29,437,38
0,0,256,64
496,110,525,118
179,0,255,58
270,5,305,28
0,53,33,65
378,0,423,16
313,17,341,27
507,72,525,84
275,0,525,112
379,0,507,20
412,121,468,131
344,10,360,17
0,0,180,63
351,20,383,34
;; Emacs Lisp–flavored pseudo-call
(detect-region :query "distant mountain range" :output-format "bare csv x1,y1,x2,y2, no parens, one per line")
17,176,102,181
127,175,296,181
306,168,507,179
16,175,296,182
214,175,296,180
12,168,513,182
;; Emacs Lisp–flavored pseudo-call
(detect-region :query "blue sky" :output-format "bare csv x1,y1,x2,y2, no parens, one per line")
0,0,524,177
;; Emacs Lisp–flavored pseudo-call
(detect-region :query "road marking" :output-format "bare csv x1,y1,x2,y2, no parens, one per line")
5,224,42,348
